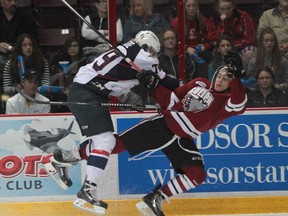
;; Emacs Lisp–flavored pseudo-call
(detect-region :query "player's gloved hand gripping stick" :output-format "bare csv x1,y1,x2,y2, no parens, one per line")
136,70,160,91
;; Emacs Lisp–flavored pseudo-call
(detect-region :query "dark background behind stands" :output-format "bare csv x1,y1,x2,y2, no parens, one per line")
14,0,279,66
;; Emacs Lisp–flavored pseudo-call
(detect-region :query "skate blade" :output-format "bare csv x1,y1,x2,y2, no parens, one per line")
136,201,156,216
73,198,106,215
43,162,69,190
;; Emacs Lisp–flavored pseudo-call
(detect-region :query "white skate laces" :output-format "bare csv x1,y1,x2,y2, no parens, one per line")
83,180,99,200
136,186,168,216
73,179,108,215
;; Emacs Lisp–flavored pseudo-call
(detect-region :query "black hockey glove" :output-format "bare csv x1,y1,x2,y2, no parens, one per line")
224,52,246,78
136,70,160,91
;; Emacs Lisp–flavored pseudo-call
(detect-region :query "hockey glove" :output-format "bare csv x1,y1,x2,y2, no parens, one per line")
136,70,160,91
130,104,145,112
224,52,246,78
119,92,145,112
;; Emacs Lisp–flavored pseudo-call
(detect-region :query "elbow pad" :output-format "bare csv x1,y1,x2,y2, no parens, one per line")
159,76,180,91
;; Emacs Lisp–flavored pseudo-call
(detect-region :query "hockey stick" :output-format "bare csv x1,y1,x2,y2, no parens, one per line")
16,87,158,110
60,0,142,72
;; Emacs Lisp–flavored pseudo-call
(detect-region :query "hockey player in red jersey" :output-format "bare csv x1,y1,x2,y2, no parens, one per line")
52,52,247,216
113,52,247,216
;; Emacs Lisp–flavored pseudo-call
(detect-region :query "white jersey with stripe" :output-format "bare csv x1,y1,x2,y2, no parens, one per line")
74,40,166,97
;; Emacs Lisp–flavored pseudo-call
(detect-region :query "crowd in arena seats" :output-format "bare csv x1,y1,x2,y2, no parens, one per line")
0,0,287,114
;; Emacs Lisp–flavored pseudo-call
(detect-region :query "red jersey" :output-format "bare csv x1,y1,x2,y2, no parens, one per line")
153,77,247,139
207,9,255,50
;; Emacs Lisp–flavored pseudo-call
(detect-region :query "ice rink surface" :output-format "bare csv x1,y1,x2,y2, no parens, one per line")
196,214,288,216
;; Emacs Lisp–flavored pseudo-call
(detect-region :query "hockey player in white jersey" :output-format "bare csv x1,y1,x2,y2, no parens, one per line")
50,30,178,215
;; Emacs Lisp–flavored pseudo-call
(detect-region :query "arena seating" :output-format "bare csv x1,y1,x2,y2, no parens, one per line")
153,0,172,22
79,0,124,17
37,28,76,46
33,0,79,29
17,0,32,8
37,28,76,63
198,0,215,18
33,0,77,8
29,0,276,64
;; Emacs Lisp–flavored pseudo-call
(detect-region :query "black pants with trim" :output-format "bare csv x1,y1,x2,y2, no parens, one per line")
120,114,204,171
67,81,113,137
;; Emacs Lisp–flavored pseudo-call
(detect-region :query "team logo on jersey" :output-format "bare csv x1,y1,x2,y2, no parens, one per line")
182,86,214,112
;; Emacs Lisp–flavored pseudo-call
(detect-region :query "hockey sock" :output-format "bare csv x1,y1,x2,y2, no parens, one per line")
161,166,206,197
86,149,110,182
86,132,116,183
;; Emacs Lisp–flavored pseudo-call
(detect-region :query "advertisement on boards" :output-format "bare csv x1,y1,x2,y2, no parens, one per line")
0,115,82,198
118,110,288,194
1,110,288,199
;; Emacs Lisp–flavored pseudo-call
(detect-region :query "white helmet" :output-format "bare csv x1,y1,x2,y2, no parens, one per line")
134,30,161,56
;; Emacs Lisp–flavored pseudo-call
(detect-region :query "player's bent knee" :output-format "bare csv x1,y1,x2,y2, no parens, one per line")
182,165,206,186
91,132,116,153
111,135,127,154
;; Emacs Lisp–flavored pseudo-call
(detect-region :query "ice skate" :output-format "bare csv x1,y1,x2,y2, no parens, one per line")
53,147,81,165
43,157,73,190
73,179,108,215
136,185,166,216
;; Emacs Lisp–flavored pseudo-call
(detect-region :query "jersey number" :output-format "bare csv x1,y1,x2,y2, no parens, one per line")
93,50,120,71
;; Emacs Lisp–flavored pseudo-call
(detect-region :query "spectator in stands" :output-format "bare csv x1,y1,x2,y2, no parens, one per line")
51,36,86,92
207,0,256,70
257,0,288,59
81,0,123,58
122,0,170,43
0,0,38,75
171,0,211,64
208,34,235,81
3,33,50,97
5,69,50,114
247,28,288,90
158,27,197,81
50,36,88,113
247,66,287,107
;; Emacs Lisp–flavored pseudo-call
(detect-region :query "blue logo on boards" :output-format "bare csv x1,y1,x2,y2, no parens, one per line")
117,113,288,194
